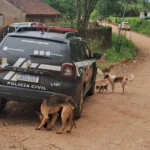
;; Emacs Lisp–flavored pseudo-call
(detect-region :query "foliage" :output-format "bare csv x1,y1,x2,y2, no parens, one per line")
91,0,150,20
42,0,76,26
89,33,135,64
106,33,135,62
109,17,150,37
125,18,150,36
76,0,99,30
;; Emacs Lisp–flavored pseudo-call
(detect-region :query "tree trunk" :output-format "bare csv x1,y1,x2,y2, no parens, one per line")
76,0,99,32
76,0,81,23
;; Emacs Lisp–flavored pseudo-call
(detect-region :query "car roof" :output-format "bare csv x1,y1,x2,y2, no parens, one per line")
8,31,76,43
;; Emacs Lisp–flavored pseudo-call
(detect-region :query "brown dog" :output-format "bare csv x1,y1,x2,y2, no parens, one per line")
104,73,134,93
35,93,76,134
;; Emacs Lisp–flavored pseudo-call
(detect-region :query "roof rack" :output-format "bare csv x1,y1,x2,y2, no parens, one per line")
34,25,78,33
14,26,79,38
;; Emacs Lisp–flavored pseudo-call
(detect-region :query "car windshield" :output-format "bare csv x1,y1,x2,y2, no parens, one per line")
0,37,67,57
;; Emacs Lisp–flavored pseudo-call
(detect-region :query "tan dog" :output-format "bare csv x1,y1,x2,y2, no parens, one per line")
35,93,76,134
104,73,134,93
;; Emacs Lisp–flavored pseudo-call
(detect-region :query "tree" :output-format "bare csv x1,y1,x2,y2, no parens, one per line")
76,0,99,30
42,0,76,27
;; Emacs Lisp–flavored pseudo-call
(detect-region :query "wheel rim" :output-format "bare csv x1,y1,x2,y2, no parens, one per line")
79,90,84,113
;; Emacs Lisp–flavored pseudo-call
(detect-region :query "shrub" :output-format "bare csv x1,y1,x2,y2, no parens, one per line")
105,33,135,62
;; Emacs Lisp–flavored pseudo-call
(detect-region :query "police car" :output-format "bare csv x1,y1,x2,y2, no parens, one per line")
0,26,101,118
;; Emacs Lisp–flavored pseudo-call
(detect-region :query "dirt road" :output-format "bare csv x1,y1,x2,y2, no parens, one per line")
1,26,150,150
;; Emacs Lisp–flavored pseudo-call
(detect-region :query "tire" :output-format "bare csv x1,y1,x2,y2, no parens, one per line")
75,88,84,119
0,98,7,112
87,81,96,96
87,70,97,96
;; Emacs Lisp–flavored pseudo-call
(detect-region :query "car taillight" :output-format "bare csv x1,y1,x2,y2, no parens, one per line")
61,63,76,78
0,66,5,72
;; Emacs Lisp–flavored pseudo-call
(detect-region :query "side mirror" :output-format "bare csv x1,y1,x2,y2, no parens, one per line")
93,53,102,60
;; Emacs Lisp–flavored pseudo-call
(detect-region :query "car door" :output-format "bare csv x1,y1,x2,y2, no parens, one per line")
77,39,92,91
82,41,95,88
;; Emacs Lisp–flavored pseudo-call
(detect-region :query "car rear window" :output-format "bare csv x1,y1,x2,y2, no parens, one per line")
0,36,67,57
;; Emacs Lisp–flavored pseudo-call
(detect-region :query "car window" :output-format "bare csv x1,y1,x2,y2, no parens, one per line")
31,23,36,27
78,40,89,60
0,37,68,58
83,42,91,58
70,41,81,61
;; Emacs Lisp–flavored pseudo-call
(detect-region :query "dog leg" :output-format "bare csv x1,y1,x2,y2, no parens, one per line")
35,115,49,130
47,113,58,130
66,111,77,133
122,80,127,94
102,88,104,92
35,107,49,130
56,118,67,134
106,86,108,92
36,111,48,129
56,107,68,134
111,83,115,92
99,88,101,93
66,112,74,133
122,83,125,94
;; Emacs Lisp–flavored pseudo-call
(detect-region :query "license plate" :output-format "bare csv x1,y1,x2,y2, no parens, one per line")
17,73,39,83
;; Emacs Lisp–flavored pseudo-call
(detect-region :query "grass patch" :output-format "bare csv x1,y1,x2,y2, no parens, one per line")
106,33,135,62
92,33,135,70
109,17,150,37
89,33,135,62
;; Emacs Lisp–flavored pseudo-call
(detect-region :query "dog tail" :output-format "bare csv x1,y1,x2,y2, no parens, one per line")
128,74,134,82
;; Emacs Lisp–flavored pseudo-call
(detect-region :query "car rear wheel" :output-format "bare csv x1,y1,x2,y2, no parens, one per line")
75,88,84,119
0,98,7,111
87,82,96,96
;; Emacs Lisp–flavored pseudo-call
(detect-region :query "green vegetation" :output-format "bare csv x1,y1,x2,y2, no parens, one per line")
109,17,150,37
106,33,135,62
92,33,135,70
89,33,135,62
96,33,135,70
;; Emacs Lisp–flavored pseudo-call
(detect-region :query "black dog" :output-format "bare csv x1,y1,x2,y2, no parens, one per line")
96,84,108,93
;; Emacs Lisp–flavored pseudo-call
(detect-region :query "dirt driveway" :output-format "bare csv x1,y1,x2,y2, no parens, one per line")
0,26,150,150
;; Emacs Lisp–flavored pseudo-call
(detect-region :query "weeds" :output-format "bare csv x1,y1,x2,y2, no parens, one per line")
106,33,135,62
94,33,135,70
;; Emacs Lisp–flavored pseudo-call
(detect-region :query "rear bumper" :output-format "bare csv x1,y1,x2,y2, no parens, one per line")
0,85,54,104
0,84,79,104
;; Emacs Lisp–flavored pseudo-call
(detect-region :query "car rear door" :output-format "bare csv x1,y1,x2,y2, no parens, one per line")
77,39,94,91
0,36,68,92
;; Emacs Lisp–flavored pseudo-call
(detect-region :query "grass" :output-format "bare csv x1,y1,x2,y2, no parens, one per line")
90,33,135,71
106,33,135,62
109,17,150,37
